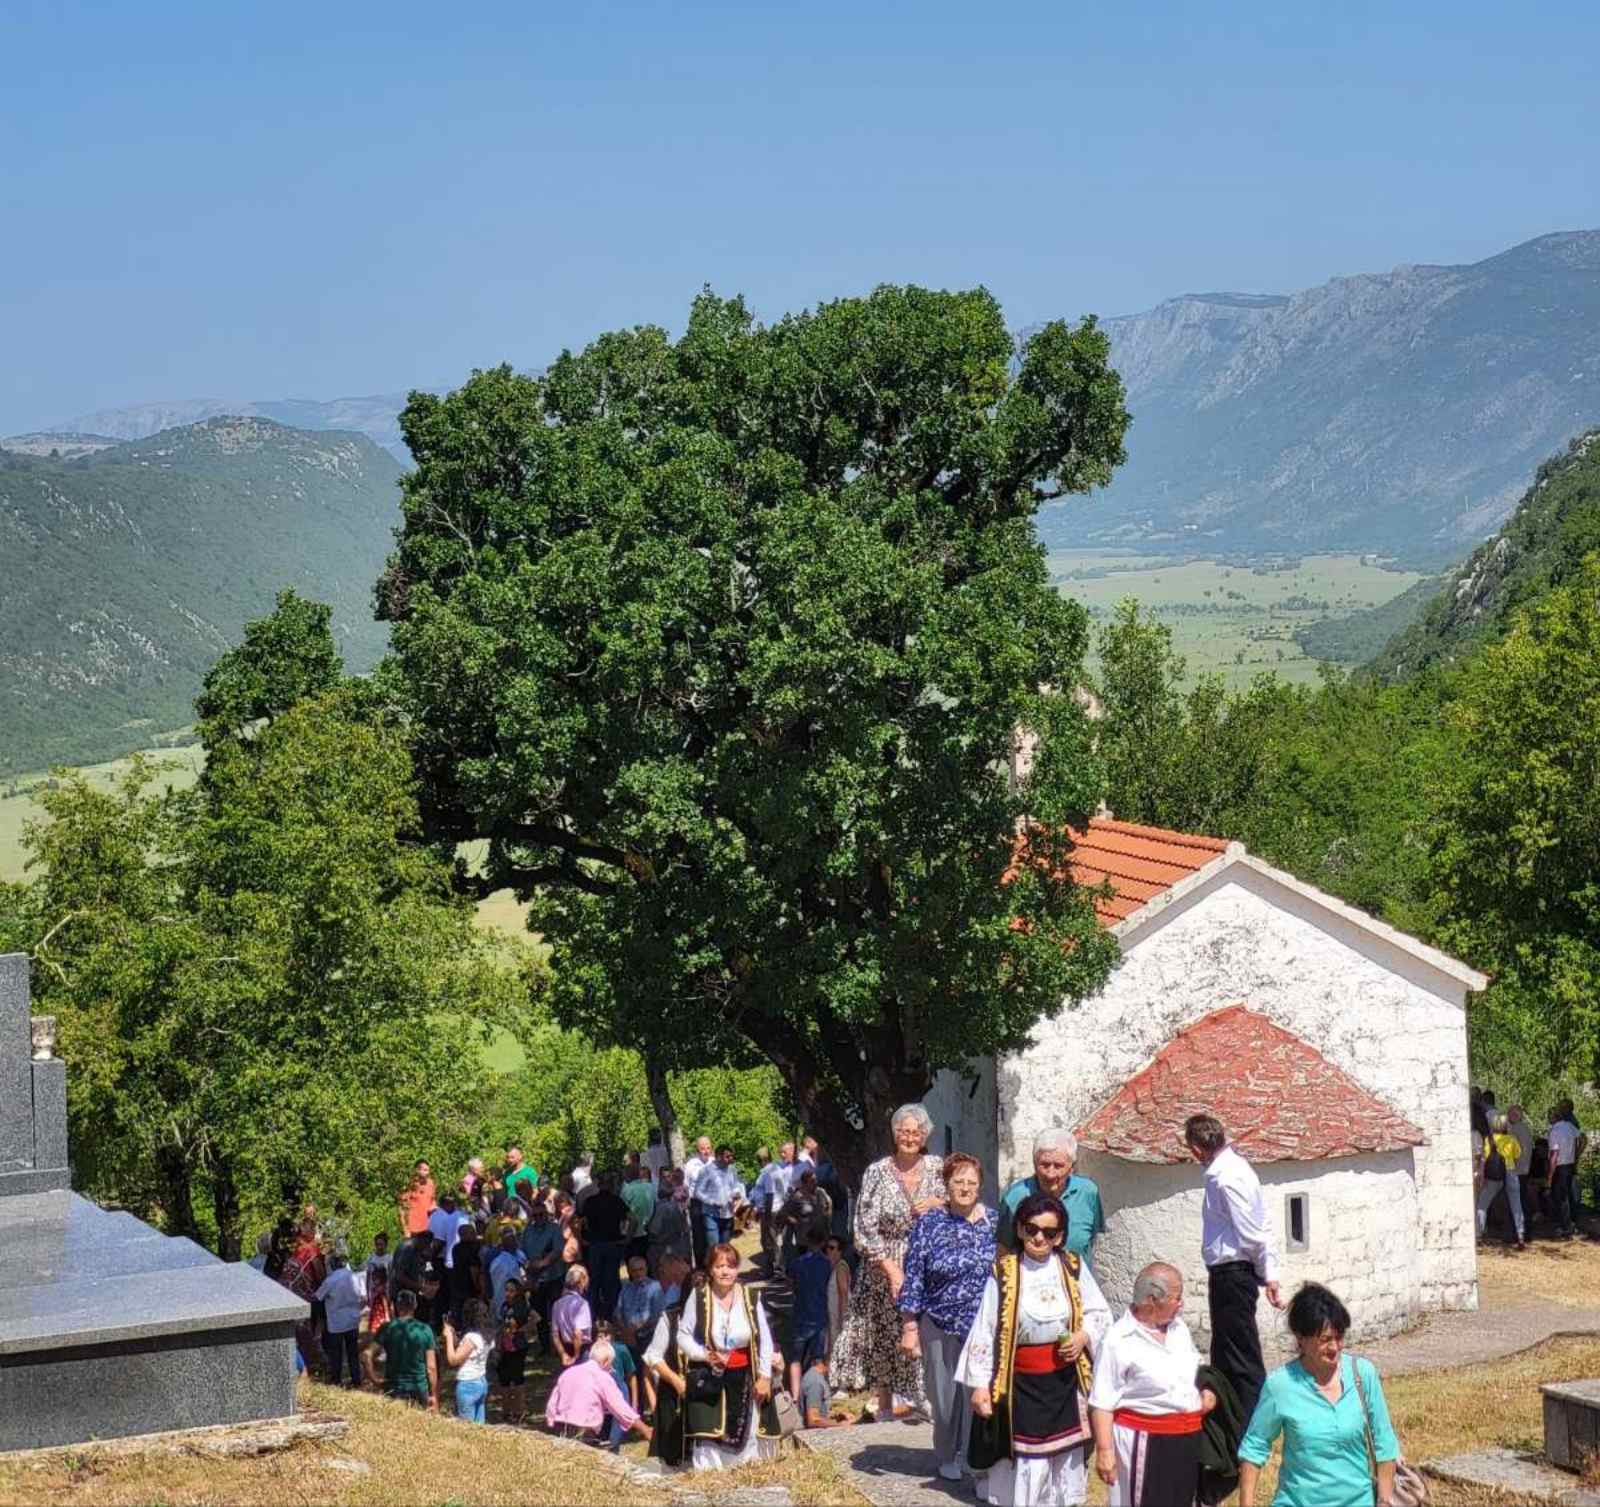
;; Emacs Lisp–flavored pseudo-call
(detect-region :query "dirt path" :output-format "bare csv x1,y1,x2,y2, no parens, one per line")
800,1237,1600,1506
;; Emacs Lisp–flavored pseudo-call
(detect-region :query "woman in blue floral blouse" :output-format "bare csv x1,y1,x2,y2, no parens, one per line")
897,1153,999,1482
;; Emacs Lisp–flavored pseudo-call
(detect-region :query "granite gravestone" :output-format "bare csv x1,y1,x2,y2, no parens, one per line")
0,953,306,1451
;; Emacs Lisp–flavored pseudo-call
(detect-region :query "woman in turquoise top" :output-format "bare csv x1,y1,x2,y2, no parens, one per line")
1238,1284,1398,1507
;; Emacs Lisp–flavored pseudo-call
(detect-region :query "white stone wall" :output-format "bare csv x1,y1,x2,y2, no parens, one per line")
1078,1149,1420,1344
926,1059,1000,1192
997,864,1478,1321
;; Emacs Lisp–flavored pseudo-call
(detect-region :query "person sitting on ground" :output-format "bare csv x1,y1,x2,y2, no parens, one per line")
615,1254,666,1368
799,1355,855,1429
1237,1283,1398,1507
364,1288,439,1410
786,1232,835,1401
552,1263,594,1367
442,1299,493,1423
313,1253,366,1389
545,1335,654,1445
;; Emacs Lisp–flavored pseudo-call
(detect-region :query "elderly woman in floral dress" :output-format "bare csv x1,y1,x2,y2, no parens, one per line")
831,1103,946,1420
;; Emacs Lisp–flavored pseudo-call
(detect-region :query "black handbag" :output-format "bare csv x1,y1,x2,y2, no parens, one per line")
684,1363,723,1404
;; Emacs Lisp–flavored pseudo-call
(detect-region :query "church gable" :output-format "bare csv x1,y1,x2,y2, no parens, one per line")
1073,1004,1427,1165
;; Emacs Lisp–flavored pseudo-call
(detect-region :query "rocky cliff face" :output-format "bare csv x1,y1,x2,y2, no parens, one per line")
1039,230,1600,562
1366,427,1600,680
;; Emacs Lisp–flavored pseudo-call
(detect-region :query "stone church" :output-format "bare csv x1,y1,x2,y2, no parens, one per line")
925,814,1485,1342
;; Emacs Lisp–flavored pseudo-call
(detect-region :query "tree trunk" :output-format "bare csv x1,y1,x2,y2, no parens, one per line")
644,1051,686,1165
212,1158,243,1262
155,1144,204,1248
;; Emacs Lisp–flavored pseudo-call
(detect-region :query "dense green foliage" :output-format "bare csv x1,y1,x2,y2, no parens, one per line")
1094,545,1600,1112
0,418,402,777
0,595,510,1256
381,285,1131,1176
1293,575,1443,664
1369,430,1600,681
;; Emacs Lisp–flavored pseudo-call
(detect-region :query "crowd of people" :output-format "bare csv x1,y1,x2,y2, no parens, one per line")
1468,1088,1588,1246
248,1094,1589,1506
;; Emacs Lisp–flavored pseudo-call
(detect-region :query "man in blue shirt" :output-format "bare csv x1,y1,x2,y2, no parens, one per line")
786,1233,834,1399
997,1128,1106,1263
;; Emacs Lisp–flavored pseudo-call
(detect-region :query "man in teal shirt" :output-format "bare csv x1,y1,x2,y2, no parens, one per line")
620,1163,657,1260
997,1128,1106,1263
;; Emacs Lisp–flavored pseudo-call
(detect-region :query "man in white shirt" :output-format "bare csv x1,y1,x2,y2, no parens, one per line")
696,1145,743,1251
427,1192,473,1270
1184,1113,1283,1422
1088,1263,1216,1506
313,1254,367,1388
1548,1108,1579,1238
683,1135,715,1268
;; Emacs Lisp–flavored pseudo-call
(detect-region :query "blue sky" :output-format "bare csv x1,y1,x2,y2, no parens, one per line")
3,0,1596,434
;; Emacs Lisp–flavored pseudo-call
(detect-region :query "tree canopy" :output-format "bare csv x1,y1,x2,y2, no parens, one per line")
0,594,511,1256
381,285,1131,1173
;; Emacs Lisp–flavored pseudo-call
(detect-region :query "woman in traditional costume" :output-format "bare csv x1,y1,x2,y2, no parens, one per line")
1087,1262,1215,1507
649,1244,781,1470
958,1192,1111,1507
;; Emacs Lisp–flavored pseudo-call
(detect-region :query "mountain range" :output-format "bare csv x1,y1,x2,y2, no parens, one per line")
48,230,1600,568
0,419,402,777
1037,229,1600,564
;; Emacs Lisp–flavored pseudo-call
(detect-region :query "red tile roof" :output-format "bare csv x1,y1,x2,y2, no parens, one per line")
1023,816,1231,925
1075,1005,1427,1164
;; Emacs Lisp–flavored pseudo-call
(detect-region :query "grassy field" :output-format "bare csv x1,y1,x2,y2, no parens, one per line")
1052,550,1425,688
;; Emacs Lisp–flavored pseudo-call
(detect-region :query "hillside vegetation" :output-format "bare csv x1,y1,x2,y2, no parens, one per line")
1040,228,1600,561
0,418,403,775
1368,427,1600,680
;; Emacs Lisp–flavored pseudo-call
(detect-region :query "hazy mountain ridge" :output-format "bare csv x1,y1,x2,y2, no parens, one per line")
59,392,419,465
1364,427,1600,681
0,417,404,775
1039,229,1600,563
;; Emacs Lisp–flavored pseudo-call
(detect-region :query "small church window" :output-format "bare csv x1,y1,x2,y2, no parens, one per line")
1285,1193,1310,1253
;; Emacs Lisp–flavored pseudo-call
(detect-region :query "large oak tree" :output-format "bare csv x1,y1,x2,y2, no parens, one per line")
381,286,1130,1176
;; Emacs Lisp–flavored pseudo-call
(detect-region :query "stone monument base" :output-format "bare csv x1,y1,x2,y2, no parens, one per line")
1,1190,306,1452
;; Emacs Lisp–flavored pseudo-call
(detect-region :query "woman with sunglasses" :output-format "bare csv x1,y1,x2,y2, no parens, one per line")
957,1192,1110,1506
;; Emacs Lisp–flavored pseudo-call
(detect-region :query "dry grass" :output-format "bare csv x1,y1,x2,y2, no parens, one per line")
0,1378,868,1507
1083,1335,1600,1506
1476,1233,1600,1310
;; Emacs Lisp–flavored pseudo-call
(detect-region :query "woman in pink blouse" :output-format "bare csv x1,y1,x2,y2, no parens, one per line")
830,1103,945,1420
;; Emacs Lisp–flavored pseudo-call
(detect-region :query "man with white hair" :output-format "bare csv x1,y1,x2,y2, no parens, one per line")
684,1135,715,1269
1088,1262,1215,1506
998,1128,1105,1263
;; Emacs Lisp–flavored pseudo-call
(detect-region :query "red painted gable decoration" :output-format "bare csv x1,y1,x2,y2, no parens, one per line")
1074,1005,1427,1164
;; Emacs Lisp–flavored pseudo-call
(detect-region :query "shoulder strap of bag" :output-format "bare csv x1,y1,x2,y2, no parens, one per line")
1349,1356,1379,1478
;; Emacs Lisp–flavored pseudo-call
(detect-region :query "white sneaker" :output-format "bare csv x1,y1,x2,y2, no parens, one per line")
939,1462,964,1481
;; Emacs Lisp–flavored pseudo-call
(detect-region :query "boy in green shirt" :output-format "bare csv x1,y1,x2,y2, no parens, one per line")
365,1289,439,1408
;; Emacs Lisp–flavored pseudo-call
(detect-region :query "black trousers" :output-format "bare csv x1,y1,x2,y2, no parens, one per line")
1207,1260,1266,1424
690,1199,708,1268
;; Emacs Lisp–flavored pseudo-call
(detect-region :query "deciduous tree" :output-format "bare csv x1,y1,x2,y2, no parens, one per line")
381,285,1129,1176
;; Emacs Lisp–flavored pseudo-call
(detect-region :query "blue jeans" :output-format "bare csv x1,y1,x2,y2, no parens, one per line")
455,1376,488,1422
702,1211,731,1254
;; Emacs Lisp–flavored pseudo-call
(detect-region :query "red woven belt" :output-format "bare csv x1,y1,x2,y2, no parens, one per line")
1014,1342,1069,1375
722,1346,752,1370
1113,1408,1203,1435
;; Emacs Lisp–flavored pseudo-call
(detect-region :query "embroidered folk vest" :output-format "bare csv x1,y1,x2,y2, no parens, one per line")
988,1249,1095,1406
